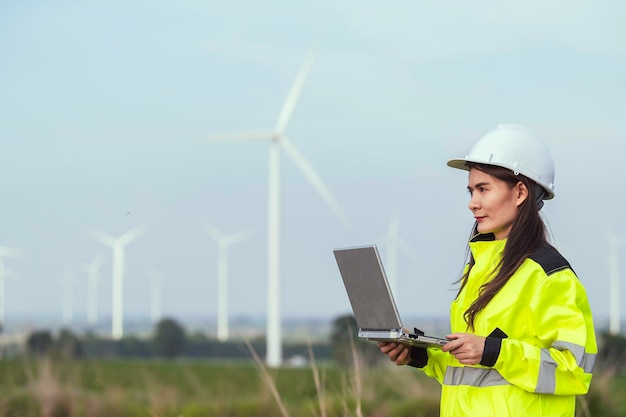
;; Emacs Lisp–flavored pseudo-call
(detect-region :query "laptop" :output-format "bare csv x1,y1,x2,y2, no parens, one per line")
333,244,448,349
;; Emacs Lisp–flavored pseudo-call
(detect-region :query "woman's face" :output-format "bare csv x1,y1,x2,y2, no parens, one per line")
467,168,527,239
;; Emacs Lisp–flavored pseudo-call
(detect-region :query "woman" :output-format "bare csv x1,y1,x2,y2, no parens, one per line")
379,124,597,417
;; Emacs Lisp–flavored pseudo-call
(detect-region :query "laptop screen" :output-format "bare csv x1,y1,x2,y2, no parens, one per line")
334,245,403,330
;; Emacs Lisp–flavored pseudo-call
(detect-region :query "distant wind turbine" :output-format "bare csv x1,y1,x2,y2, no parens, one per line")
148,269,167,323
206,52,348,366
62,265,75,325
0,246,24,327
377,214,419,296
79,253,105,327
604,227,626,335
89,225,145,339
204,222,252,342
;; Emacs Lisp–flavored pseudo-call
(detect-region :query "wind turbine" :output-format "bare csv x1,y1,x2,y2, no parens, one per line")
89,225,145,340
62,265,75,325
206,52,348,366
204,222,252,342
148,269,167,323
78,253,105,327
377,214,419,296
0,246,24,328
604,227,626,335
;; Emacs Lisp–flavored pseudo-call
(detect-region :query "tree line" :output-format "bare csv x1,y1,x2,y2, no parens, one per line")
21,315,626,372
23,315,381,365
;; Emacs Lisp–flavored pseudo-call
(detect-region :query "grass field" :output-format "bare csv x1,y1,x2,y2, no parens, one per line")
0,356,624,417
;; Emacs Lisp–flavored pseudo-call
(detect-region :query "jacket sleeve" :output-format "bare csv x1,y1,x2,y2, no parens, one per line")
490,269,597,395
408,346,450,384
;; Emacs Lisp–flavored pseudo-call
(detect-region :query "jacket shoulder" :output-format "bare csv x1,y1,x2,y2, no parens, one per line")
528,243,574,276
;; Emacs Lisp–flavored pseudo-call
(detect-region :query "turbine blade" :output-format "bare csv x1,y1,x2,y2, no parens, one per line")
119,224,146,246
226,230,254,246
92,252,105,268
203,222,224,243
397,237,420,263
205,130,274,142
387,213,400,239
275,51,316,133
604,226,626,245
281,136,349,225
89,229,116,247
0,246,25,258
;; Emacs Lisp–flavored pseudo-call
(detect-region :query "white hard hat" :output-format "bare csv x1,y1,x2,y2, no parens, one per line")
447,124,555,200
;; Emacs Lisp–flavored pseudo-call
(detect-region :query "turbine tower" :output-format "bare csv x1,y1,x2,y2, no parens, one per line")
605,227,626,335
79,253,105,327
0,246,24,328
204,222,252,342
206,52,348,366
62,265,75,325
378,214,419,296
148,269,167,323
89,225,145,340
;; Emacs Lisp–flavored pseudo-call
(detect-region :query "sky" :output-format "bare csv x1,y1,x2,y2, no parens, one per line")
1,0,625,335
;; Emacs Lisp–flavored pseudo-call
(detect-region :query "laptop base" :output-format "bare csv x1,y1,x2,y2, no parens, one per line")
358,329,448,349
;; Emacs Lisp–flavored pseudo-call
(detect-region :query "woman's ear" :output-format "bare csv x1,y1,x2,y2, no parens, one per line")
515,181,529,207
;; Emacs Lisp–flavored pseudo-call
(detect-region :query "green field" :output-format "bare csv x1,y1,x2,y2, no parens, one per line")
0,357,624,417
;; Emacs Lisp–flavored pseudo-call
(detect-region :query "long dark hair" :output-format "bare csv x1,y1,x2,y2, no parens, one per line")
456,163,548,330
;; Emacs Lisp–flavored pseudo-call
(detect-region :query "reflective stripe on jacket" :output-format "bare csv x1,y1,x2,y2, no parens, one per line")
421,234,597,417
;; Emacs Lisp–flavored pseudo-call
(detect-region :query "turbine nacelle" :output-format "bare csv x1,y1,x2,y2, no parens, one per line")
89,224,146,248
204,222,254,247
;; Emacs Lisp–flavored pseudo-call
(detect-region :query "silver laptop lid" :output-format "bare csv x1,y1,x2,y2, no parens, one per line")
333,245,403,330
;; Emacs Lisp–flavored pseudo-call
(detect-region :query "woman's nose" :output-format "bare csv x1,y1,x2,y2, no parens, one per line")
468,194,480,211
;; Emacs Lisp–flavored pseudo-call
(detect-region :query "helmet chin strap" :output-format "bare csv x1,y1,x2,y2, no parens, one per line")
535,184,546,211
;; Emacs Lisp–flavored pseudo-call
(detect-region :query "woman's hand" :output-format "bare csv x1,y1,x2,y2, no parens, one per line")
378,341,412,366
442,333,486,365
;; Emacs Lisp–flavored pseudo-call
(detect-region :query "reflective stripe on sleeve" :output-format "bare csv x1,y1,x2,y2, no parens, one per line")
442,340,596,391
443,366,509,387
535,341,597,394
553,340,596,373
535,349,557,394
582,354,596,373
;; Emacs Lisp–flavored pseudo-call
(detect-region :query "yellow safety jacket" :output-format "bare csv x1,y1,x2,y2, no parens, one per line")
409,233,597,417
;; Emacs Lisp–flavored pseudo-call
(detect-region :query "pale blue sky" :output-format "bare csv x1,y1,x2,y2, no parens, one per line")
1,0,625,332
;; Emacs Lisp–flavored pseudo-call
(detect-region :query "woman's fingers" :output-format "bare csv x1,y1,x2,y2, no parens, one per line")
378,342,411,365
441,333,485,365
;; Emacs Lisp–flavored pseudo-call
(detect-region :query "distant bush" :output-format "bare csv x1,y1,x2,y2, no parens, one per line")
26,330,53,356
597,332,626,373
153,317,186,358
53,329,83,359
330,314,384,368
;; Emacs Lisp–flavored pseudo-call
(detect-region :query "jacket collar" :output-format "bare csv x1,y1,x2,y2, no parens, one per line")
469,233,506,263
470,232,496,242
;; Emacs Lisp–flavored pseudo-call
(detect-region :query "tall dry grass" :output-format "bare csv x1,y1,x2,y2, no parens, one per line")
244,338,291,417
307,340,327,417
24,358,69,417
242,333,440,417
0,351,621,417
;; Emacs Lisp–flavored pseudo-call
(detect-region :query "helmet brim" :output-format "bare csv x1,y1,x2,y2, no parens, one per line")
446,158,471,171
